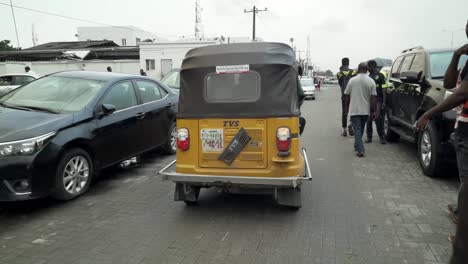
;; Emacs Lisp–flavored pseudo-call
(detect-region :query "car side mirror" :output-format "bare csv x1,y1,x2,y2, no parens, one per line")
102,104,116,116
400,71,422,84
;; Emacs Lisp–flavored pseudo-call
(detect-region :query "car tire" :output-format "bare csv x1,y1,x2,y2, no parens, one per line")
162,122,177,155
418,122,443,178
384,111,400,142
51,148,93,201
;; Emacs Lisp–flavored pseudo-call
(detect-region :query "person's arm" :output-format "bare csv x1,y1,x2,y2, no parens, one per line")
416,80,468,131
371,82,377,119
444,44,468,89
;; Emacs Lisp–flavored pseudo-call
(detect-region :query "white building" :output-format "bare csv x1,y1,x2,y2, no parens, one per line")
139,38,224,79
77,26,159,46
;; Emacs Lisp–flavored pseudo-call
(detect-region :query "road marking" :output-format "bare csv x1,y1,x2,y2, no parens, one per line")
221,232,229,242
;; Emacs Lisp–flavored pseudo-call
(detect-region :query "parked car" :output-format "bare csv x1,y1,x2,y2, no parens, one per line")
300,77,316,100
0,73,39,97
160,68,180,92
0,71,178,201
385,46,468,177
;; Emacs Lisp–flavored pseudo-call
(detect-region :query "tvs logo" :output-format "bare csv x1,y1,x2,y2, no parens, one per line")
223,121,239,127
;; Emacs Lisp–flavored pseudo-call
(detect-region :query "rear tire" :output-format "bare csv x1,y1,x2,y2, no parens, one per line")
51,148,93,201
418,122,444,177
162,122,177,155
384,111,400,142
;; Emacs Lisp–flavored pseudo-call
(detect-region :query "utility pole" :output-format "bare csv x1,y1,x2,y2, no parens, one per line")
442,28,464,48
9,0,20,48
195,0,204,39
244,6,267,41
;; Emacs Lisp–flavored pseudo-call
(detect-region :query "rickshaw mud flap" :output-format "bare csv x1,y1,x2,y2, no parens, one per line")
218,128,251,165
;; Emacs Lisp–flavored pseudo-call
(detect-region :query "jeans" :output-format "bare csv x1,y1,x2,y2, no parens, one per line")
451,133,468,264
366,101,385,139
341,96,352,129
454,133,468,213
351,115,368,154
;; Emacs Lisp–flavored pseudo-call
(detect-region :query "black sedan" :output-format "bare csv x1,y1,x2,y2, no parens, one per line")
0,71,178,201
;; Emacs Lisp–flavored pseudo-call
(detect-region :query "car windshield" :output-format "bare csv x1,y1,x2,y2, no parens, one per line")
160,70,180,89
430,51,468,79
0,76,105,113
300,79,313,86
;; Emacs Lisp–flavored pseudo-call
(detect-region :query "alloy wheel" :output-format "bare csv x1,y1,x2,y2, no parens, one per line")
63,156,90,194
170,126,177,152
420,131,432,167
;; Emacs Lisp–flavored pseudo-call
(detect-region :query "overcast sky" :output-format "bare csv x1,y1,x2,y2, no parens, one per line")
0,0,467,71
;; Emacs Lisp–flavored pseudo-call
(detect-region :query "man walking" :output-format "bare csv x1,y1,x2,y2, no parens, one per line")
344,63,377,157
366,60,387,144
416,20,468,263
337,58,355,137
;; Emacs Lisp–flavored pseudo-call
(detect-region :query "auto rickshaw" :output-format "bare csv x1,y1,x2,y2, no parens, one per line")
159,42,312,208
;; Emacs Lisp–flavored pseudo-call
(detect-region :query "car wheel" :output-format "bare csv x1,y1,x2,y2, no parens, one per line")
162,122,177,155
418,122,443,177
51,148,93,200
384,111,400,142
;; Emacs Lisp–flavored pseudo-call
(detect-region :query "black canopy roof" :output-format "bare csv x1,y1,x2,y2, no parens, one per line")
182,42,296,70
178,42,301,119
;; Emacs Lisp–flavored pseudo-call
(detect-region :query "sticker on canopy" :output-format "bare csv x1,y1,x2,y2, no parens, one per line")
216,65,250,74
201,129,224,152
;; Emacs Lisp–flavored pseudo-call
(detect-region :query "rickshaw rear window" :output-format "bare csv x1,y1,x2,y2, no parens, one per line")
205,72,260,102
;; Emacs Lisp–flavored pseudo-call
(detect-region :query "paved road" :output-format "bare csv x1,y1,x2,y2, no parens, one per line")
0,85,460,264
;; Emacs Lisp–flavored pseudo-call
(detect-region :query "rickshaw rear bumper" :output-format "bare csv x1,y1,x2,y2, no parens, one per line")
158,149,312,189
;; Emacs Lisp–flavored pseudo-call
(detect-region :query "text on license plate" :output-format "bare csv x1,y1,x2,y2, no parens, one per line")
201,129,224,152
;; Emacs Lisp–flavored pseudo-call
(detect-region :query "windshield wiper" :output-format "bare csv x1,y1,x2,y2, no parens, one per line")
11,105,60,114
432,76,444,79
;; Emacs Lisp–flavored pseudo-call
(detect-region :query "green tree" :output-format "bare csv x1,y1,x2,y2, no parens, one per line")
0,40,17,51
325,70,334,77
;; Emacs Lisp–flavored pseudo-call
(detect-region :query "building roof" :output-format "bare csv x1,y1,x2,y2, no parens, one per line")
0,46,139,62
24,40,119,51
52,71,138,81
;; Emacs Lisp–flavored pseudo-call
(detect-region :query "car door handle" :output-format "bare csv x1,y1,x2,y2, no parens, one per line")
166,103,173,108
135,112,146,120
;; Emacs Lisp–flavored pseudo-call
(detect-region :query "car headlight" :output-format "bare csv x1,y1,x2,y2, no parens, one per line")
0,132,56,157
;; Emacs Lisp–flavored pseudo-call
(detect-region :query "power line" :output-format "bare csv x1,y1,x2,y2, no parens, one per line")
0,1,179,38
9,0,20,47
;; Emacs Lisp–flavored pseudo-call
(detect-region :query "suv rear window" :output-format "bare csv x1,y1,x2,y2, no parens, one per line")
205,72,260,103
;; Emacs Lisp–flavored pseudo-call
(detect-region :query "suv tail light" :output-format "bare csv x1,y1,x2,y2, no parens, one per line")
177,128,189,151
276,127,291,154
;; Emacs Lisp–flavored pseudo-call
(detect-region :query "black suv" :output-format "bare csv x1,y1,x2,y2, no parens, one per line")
385,47,467,177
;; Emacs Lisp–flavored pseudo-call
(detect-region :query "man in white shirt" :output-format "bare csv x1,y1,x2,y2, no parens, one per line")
344,62,377,157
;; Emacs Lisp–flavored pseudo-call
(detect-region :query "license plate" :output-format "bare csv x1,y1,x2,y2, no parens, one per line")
201,129,223,152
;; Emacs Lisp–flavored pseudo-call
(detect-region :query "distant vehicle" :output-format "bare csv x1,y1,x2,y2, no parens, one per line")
385,46,468,177
160,69,180,92
300,77,316,100
0,73,39,97
0,71,178,201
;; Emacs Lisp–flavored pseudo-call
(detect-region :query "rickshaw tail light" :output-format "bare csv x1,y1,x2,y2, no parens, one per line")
177,128,190,151
276,127,291,152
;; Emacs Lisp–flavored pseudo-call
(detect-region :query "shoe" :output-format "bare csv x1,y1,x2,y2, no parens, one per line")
380,138,387,145
348,125,355,136
356,152,365,158
341,129,347,137
365,138,372,143
448,204,459,224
